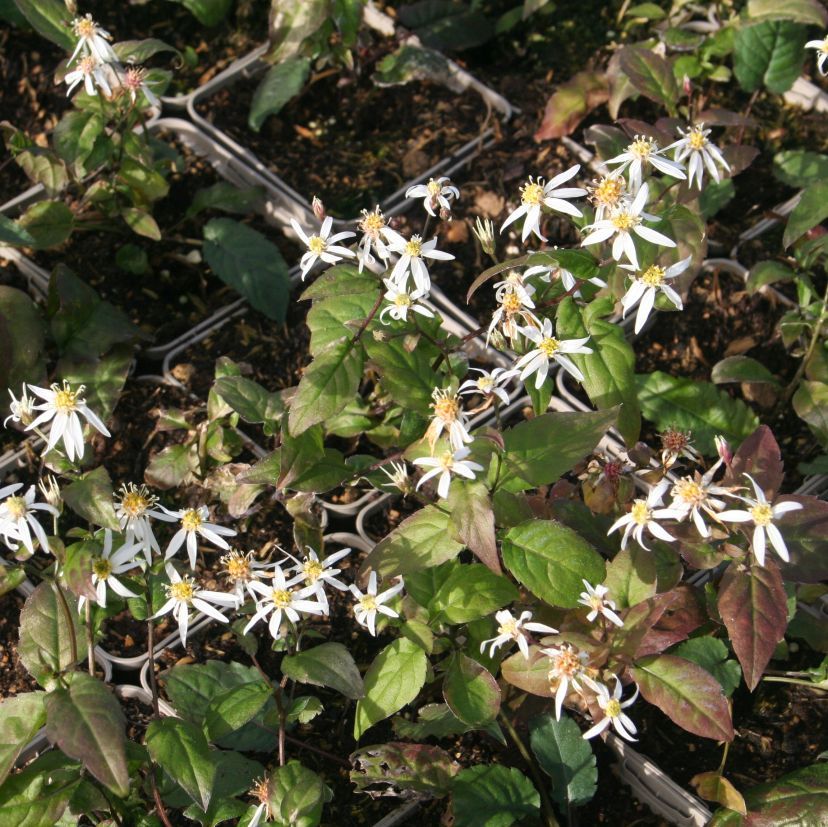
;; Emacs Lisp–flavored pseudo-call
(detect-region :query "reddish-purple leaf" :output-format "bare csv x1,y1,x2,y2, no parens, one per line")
448,483,500,574
718,561,787,691
632,654,734,742
350,742,459,798
535,71,608,141
501,647,553,698
724,425,784,499
774,495,828,583
723,145,759,177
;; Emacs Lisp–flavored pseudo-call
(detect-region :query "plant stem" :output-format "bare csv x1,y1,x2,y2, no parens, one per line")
252,653,286,765
85,601,94,677
351,287,385,346
284,733,351,767
499,711,560,827
150,770,174,827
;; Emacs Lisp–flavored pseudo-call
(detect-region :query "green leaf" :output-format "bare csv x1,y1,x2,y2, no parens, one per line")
186,182,264,220
372,44,455,88
287,340,363,436
0,286,45,392
121,206,161,240
603,545,657,609
300,263,379,301
213,376,283,425
501,408,618,491
529,712,597,808
636,371,759,455
307,291,379,355
144,443,198,490
451,765,540,827
784,181,828,248
18,582,80,686
773,150,828,188
699,178,735,220
673,638,741,697
746,0,827,27
618,46,679,115
0,752,80,826
717,562,787,691
793,381,828,448
746,260,796,293
53,111,103,175
266,760,331,827
176,0,233,26
351,742,459,798
12,0,75,49
113,37,180,63
62,466,120,531
0,692,46,786
502,520,606,608
711,356,780,386
17,200,73,249
203,218,291,322
249,57,311,131
146,718,216,812
0,214,35,246
2,125,68,195
184,751,264,827
556,298,640,445
443,653,500,727
393,703,472,740
267,0,328,63
362,504,464,578
430,563,518,624
45,673,129,797
204,681,273,742
448,481,499,573
354,639,427,739
734,21,808,94
364,333,438,415
118,158,169,202
281,642,364,700
287,695,324,725
398,1,494,51
632,654,734,741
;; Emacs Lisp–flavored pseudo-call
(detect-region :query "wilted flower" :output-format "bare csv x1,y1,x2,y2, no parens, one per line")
473,217,496,257
0,483,59,556
379,280,434,324
220,549,269,606
79,531,141,610
160,505,236,569
543,643,599,721
65,55,113,97
27,381,110,462
667,124,730,190
479,609,558,659
581,183,676,270
619,256,691,334
578,581,624,627
806,35,828,75
515,317,592,388
459,368,516,407
718,474,803,566
37,475,62,514
413,447,483,499
70,14,117,64
588,174,627,222
487,281,538,345
501,167,587,242
291,216,356,280
118,66,159,107
349,572,404,636
115,483,164,562
660,427,702,468
405,176,459,217
606,136,686,191
4,385,35,427
245,565,324,639
607,480,675,550
378,460,413,495
384,230,454,294
582,677,639,742
425,388,472,452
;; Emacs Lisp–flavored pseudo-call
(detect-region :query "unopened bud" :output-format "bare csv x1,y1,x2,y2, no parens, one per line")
65,0,78,14
312,196,325,221
714,435,733,467
439,206,452,222
473,217,496,258
683,75,692,96
38,475,63,514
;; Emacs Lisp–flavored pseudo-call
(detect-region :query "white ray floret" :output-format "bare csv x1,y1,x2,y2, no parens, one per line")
65,55,114,98
660,465,732,538
245,565,324,639
286,546,351,614
114,483,166,563
425,388,472,452
356,206,393,271
582,677,639,742
806,35,828,76
291,216,356,280
379,280,434,324
80,531,142,610
413,447,484,500
578,581,624,627
459,368,517,407
405,176,459,217
349,571,404,637
71,14,117,64
515,317,592,388
160,505,236,569
619,256,691,334
479,610,558,659
0,483,59,556
667,124,730,190
384,230,454,294
4,385,35,428
543,643,600,721
605,136,686,191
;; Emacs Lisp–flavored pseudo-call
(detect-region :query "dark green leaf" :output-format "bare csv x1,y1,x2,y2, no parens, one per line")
746,0,827,27
12,0,74,49
113,37,180,63
0,692,46,786
793,381,828,448
673,638,741,697
443,653,500,727
144,443,198,490
451,765,540,827
213,375,283,425
430,563,518,624
176,0,233,26
734,21,808,94
364,332,438,415
603,544,657,609
249,57,311,131
372,44,455,88
62,466,120,531
281,642,364,700
711,356,780,386
619,46,679,114
17,200,73,249
0,285,45,391
204,681,272,742
266,760,331,827
0,752,80,826
784,182,828,248
773,150,828,188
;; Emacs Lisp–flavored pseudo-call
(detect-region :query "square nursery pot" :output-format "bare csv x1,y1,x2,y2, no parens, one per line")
186,42,516,233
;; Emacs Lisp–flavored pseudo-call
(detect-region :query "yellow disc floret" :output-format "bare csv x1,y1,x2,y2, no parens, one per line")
272,589,293,609
4,496,27,520
308,235,326,254
181,508,202,532
52,381,83,413
405,236,423,258
303,559,325,583
630,500,651,525
605,698,622,718
640,265,666,288
750,503,774,526
93,558,112,579
169,580,195,602
521,178,545,206
539,337,561,357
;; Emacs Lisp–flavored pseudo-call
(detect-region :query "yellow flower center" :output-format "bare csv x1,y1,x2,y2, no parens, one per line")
521,179,545,206
589,594,604,611
272,589,293,608
591,176,625,206
432,393,459,423
121,491,148,517
688,129,707,150
426,179,442,196
539,337,561,357
394,293,412,308
673,478,704,506
223,552,250,581
630,138,655,159
93,559,112,579
498,618,519,637
4,496,27,520
605,699,622,718
611,211,639,232
477,377,494,391
169,580,195,602
53,385,80,413
630,500,651,526
438,451,455,471
303,559,325,583
501,292,522,314
405,236,423,258
750,503,773,526
550,648,582,678
78,55,98,75
640,265,665,288
360,209,385,235
359,595,377,612
308,235,326,254
74,17,96,38
821,37,828,54
181,509,202,532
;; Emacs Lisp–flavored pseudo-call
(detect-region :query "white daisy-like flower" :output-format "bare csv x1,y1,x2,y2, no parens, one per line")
501,167,587,242
356,206,392,271
515,317,592,388
525,263,608,300
286,546,351,614
160,505,236,569
580,183,676,270
667,124,730,190
479,610,558,659
245,565,325,640
619,256,691,334
425,388,472,452
578,581,624,627
26,381,110,462
543,643,600,721
79,530,141,610
806,35,828,76
661,466,732,538
405,176,459,217
70,14,117,64
384,230,454,294
413,446,484,500
290,216,356,280
607,480,675,550
4,385,35,427
114,483,165,563
65,54,113,98
118,66,160,108
588,174,627,223
487,282,538,345
152,563,236,646
718,474,803,566
459,367,517,407
605,136,686,192
0,483,59,556
219,549,270,606
379,279,434,324
582,677,639,742
349,571,404,637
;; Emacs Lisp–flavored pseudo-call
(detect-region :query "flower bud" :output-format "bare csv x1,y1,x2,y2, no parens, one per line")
38,475,63,514
714,435,733,467
312,196,325,221
473,217,496,258
683,74,692,96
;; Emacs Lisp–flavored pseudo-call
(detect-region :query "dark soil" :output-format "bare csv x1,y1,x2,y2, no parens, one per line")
196,69,491,219
0,592,39,697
